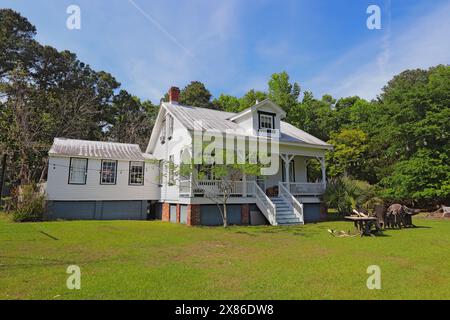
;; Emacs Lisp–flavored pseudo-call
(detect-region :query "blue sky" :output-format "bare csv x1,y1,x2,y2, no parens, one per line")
1,0,449,104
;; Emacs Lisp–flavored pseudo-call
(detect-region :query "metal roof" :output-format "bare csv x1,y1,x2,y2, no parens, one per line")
163,102,331,148
49,138,149,161
164,103,240,131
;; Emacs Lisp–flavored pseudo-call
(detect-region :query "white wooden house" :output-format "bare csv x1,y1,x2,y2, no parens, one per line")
45,87,332,225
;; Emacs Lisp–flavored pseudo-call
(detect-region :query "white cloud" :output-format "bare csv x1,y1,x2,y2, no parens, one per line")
121,0,242,102
306,1,450,100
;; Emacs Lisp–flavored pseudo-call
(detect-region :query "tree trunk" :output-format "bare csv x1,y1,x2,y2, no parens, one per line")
39,157,48,182
223,203,228,228
19,149,30,185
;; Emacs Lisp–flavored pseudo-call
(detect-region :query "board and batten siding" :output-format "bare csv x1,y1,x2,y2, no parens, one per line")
46,156,160,201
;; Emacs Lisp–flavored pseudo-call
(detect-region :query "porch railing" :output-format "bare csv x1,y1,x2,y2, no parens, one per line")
280,182,325,195
181,180,324,197
279,182,304,224
254,181,277,226
179,180,256,197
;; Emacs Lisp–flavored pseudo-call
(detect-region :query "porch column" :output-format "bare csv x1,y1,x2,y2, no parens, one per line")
284,157,290,184
320,157,326,189
280,154,295,190
242,172,247,197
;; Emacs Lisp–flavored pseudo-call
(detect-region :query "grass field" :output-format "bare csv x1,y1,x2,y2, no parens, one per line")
1,213,449,300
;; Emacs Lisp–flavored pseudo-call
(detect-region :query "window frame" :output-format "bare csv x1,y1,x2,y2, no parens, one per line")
158,160,163,186
258,111,275,131
100,159,118,185
128,161,145,186
167,114,174,140
68,157,88,185
168,155,175,186
160,118,166,144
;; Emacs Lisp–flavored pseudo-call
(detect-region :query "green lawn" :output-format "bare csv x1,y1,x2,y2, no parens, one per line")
1,213,449,300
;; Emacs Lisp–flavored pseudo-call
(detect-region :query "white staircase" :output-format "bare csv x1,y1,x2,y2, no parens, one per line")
270,197,303,225
254,182,304,226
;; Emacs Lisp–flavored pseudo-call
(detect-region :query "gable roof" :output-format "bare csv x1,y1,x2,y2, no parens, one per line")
159,101,331,148
49,138,150,161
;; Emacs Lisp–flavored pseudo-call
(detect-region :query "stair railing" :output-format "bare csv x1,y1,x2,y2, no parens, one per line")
278,182,304,224
254,182,277,226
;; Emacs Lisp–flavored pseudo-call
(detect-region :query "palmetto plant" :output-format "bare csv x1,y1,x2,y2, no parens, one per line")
324,178,382,215
324,178,355,215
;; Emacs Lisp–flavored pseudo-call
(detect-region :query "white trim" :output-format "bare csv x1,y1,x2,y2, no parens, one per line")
228,99,286,121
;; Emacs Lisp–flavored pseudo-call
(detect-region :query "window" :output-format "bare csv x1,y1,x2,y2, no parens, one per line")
68,158,88,184
258,111,275,131
167,114,174,140
129,161,144,185
168,155,175,185
160,118,166,144
158,160,163,186
101,160,117,185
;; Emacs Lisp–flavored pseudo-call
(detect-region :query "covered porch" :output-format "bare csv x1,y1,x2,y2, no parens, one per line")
178,152,327,198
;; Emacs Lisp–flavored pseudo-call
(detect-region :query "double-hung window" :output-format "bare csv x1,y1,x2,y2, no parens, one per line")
168,155,175,186
258,112,275,131
68,158,88,184
158,160,164,186
167,114,174,140
160,119,166,144
101,160,117,185
129,161,144,185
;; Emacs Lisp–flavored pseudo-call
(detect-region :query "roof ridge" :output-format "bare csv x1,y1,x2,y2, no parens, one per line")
163,102,237,116
55,137,140,147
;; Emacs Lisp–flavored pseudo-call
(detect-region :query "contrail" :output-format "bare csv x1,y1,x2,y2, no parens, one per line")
127,0,194,57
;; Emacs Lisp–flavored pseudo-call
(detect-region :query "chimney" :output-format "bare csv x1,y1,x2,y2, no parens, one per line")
168,86,180,104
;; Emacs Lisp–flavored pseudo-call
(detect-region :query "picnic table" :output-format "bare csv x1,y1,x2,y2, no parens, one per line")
345,216,381,237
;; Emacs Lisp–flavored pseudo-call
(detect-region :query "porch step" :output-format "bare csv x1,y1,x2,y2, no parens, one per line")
269,197,303,225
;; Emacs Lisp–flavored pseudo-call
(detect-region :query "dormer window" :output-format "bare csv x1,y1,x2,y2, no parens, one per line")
258,111,275,132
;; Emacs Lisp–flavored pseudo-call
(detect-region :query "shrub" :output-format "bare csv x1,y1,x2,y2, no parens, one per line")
323,178,356,215
12,184,45,222
324,178,382,215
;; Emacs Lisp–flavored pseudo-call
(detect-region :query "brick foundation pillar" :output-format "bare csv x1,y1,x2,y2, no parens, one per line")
176,204,181,223
187,204,200,226
162,202,170,222
241,204,250,225
319,203,328,221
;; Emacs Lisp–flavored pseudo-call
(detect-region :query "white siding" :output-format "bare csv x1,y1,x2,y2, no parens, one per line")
46,156,160,201
151,110,192,202
233,104,282,137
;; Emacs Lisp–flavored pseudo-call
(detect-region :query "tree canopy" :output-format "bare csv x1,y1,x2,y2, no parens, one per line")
1,8,449,207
